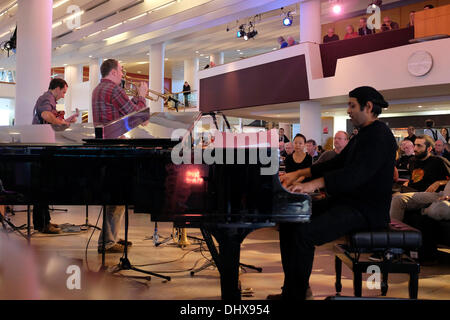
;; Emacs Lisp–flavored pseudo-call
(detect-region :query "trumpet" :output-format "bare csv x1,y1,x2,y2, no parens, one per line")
123,78,183,111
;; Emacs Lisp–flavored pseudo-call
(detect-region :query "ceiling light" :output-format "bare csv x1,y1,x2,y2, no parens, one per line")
418,105,423,108
332,4,342,14
282,12,293,26
53,0,69,9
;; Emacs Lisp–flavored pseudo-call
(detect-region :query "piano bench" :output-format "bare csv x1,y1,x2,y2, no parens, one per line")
334,219,422,299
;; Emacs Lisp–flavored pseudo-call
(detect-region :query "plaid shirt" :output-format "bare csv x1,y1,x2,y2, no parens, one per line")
92,79,146,125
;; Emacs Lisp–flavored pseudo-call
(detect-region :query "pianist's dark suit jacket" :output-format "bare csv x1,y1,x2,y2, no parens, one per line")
310,120,397,229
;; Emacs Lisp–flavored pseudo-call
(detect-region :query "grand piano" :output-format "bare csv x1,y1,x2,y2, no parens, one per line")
0,109,311,300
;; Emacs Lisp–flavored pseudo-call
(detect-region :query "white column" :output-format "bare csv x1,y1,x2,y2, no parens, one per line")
15,0,52,125
88,58,102,123
210,52,224,65
149,42,165,113
64,64,82,115
183,59,195,87
300,0,321,44
299,101,322,145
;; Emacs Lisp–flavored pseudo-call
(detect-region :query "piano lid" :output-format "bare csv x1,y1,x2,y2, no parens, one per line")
0,110,202,145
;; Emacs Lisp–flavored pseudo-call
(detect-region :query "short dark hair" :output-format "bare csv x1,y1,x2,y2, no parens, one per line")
306,139,316,146
293,133,306,143
425,119,434,128
100,59,119,78
49,78,68,90
349,86,388,116
424,4,434,9
416,135,434,149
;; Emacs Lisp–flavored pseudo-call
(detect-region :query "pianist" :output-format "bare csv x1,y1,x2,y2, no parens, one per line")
92,58,148,253
275,86,397,300
31,78,78,234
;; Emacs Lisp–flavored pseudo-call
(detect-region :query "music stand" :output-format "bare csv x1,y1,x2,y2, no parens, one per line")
111,205,171,281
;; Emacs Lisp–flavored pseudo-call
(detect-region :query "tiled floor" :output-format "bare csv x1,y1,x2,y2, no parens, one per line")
1,205,449,300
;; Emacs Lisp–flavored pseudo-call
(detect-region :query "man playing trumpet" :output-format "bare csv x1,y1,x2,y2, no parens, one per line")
92,58,148,253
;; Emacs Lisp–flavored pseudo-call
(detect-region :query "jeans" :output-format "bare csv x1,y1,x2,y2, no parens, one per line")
279,203,372,300
390,192,442,221
98,205,125,249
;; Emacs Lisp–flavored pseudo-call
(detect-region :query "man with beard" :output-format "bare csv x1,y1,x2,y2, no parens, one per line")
403,135,450,193
269,86,397,300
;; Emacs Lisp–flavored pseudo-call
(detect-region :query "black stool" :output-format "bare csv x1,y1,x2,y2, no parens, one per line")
334,219,422,299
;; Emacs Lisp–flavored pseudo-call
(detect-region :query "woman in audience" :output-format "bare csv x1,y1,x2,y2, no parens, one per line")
441,128,449,143
284,133,312,173
344,25,358,39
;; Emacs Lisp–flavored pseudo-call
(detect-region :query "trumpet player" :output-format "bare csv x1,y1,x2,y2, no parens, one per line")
92,58,148,125
92,58,147,253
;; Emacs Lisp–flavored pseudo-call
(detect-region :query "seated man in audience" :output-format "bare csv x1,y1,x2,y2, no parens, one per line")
323,27,339,43
401,135,450,193
287,36,298,46
305,139,320,163
277,36,288,49
284,142,294,156
344,25,358,39
358,17,375,36
396,139,415,171
433,140,445,157
315,131,348,164
381,16,399,32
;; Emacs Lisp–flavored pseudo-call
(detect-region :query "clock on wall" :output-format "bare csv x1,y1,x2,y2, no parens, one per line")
407,51,433,77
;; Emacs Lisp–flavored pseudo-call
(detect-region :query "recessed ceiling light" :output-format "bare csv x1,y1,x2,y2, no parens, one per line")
418,105,423,108
200,54,204,56
236,49,240,52
137,71,142,74
195,51,199,53
88,55,93,58
164,58,168,61
239,52,243,54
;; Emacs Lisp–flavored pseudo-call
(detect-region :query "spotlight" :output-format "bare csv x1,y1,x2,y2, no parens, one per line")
332,4,342,14
237,24,246,38
282,12,293,26
246,30,258,40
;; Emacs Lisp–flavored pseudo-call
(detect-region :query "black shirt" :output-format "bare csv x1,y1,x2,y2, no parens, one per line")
358,27,375,36
323,34,339,43
310,120,397,229
279,134,289,143
396,154,414,171
404,134,416,144
284,153,312,173
183,84,191,95
408,156,450,192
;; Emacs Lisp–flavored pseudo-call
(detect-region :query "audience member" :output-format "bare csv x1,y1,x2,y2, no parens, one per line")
279,128,290,143
305,139,320,162
278,36,288,49
423,4,434,9
396,139,415,171
315,131,349,164
441,128,449,143
444,143,450,161
407,11,415,27
402,135,450,192
433,140,445,157
284,134,313,173
358,17,375,36
287,36,298,46
391,181,450,222
285,142,294,156
405,126,417,144
323,28,339,43
344,25,358,39
424,119,445,142
381,16,399,32
349,127,359,139
279,141,287,158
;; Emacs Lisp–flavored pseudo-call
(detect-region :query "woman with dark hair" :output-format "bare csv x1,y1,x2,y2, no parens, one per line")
441,128,449,143
284,133,313,173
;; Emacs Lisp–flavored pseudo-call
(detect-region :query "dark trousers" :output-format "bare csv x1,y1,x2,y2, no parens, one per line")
404,210,439,260
184,94,189,107
33,204,50,231
279,203,371,300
